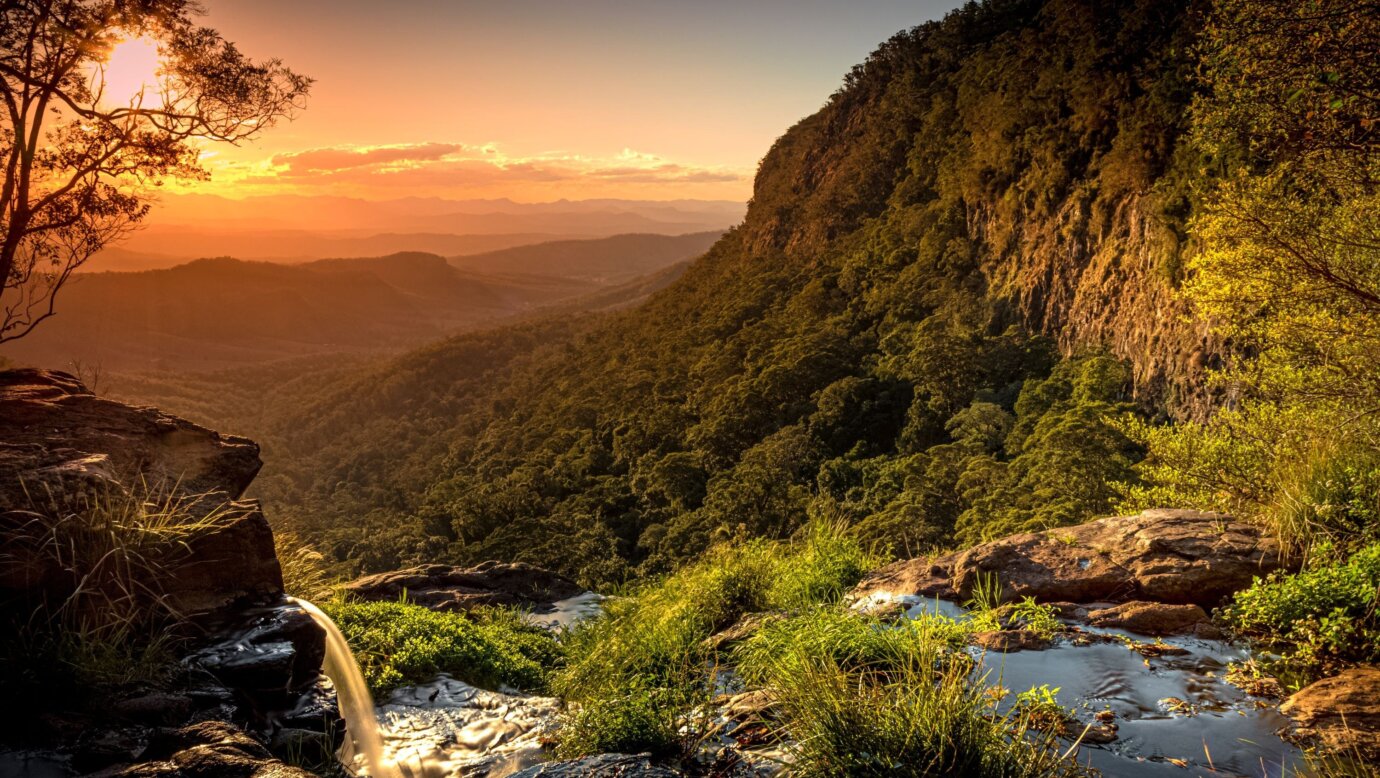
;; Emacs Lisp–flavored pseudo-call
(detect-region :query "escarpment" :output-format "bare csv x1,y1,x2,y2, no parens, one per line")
739,0,1212,413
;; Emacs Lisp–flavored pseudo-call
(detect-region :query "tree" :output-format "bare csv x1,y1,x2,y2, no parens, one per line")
0,0,309,341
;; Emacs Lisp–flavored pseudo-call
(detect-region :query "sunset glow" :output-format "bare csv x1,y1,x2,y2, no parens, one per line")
157,0,965,205
97,35,163,107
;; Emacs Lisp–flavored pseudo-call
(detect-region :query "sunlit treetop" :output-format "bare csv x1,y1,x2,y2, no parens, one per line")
0,0,311,342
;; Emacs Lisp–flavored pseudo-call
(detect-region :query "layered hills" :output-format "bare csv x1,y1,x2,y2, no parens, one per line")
0,232,719,372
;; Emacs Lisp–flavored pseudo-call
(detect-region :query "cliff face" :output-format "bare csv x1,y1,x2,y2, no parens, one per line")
739,0,1211,412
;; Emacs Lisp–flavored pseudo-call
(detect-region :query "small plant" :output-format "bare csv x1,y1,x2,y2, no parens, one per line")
1012,685,1074,735
1,488,240,691
1219,542,1380,683
551,522,878,759
968,596,1062,639
747,616,1089,777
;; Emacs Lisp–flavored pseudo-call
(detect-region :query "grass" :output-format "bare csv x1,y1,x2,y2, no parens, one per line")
745,612,1090,777
1,488,242,692
550,522,878,760
321,598,564,696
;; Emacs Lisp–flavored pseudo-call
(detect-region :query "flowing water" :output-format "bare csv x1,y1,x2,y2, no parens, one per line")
293,598,404,778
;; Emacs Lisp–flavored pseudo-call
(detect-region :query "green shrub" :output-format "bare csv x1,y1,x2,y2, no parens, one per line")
321,599,562,696
1220,543,1380,682
733,607,969,688
551,523,877,759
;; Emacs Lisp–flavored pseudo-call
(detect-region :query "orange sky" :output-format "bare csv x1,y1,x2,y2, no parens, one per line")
168,1,962,203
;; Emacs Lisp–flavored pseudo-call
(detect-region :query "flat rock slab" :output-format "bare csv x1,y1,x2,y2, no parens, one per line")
852,509,1285,609
512,754,683,777
0,369,261,507
1085,601,1220,637
1280,666,1380,760
345,561,583,612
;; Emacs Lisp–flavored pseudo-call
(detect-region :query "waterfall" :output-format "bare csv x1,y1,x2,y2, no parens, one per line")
292,598,403,778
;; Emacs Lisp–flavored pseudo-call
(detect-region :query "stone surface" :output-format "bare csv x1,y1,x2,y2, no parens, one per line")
852,509,1285,608
972,629,1051,652
1279,666,1380,760
511,753,684,777
0,369,261,505
109,721,316,777
344,560,583,612
703,612,784,652
1085,601,1213,637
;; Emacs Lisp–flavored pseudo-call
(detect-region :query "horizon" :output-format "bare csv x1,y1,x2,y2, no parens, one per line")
155,1,965,205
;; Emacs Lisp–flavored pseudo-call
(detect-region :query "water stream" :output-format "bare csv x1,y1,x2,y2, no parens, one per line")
292,598,404,778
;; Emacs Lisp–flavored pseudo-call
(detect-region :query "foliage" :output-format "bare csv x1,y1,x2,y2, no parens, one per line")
1220,543,1380,682
320,599,562,696
0,489,245,742
551,524,876,759
0,0,309,341
274,530,338,601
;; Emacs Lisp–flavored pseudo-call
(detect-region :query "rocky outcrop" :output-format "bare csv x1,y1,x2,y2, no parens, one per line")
0,370,337,776
512,753,684,777
104,721,316,778
852,509,1285,609
0,369,281,616
1280,666,1380,760
0,369,261,506
345,561,583,612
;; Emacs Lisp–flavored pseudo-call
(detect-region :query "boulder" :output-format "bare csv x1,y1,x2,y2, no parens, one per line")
971,630,1051,652
1085,601,1217,637
852,510,1284,609
344,561,583,612
512,753,684,777
1279,666,1380,760
108,721,316,777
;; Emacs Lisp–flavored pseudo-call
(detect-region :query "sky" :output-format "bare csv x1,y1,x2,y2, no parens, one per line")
168,0,965,202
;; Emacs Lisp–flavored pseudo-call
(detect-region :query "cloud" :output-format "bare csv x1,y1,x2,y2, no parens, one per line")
270,142,470,175
198,141,750,199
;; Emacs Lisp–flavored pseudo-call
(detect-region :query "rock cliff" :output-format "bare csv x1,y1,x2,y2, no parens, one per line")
0,369,339,777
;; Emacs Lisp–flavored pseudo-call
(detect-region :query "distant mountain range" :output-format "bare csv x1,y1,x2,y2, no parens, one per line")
84,195,744,271
2,232,720,372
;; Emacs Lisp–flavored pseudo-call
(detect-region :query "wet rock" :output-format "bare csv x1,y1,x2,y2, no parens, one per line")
511,753,684,777
972,630,1050,652
1085,601,1213,637
104,721,314,777
72,727,151,773
717,689,778,723
188,601,326,697
1280,666,1380,760
853,509,1284,609
704,613,783,652
110,693,195,726
344,561,583,612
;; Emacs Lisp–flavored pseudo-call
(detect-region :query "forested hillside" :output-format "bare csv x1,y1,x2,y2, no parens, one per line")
215,0,1205,585
203,0,1378,603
